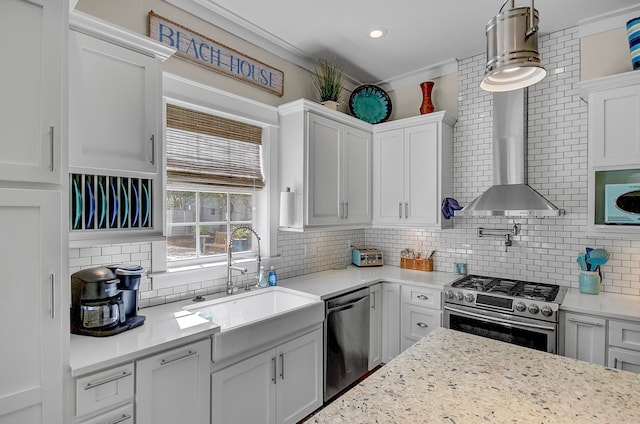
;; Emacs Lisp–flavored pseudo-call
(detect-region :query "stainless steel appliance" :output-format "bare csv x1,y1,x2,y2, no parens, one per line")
605,183,640,224
71,266,145,337
352,248,383,267
443,275,566,353
324,287,370,401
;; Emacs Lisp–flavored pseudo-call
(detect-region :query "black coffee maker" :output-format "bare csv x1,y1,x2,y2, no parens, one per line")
71,265,145,337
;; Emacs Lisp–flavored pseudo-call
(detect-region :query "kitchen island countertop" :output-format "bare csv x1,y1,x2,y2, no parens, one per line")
311,327,640,423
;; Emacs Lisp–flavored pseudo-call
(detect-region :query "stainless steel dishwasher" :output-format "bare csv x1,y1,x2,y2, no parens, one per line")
324,286,370,402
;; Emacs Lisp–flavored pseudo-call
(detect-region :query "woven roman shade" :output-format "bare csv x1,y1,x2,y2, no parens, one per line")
166,104,264,189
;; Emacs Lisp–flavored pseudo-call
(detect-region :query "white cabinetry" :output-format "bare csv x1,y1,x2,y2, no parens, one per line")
68,12,173,175
607,320,640,373
74,362,134,422
0,189,64,424
579,71,640,235
373,112,455,228
136,339,211,424
369,283,383,369
211,328,322,424
381,283,401,363
563,312,606,366
400,285,442,352
0,0,64,184
279,99,373,229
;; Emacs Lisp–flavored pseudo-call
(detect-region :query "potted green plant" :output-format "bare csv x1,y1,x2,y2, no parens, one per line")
312,59,344,110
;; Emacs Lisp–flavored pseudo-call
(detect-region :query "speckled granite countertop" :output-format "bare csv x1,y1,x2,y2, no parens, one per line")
311,328,640,423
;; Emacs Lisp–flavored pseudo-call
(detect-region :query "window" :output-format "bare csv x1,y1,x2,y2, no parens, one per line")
166,189,255,262
165,104,264,264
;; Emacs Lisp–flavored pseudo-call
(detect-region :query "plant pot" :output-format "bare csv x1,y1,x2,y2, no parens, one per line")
321,100,339,110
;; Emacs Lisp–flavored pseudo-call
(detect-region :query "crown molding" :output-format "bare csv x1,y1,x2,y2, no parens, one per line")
578,4,640,38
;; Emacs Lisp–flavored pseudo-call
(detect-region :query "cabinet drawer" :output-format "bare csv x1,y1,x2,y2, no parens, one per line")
76,363,134,417
402,306,441,341
401,285,441,310
609,320,640,351
78,403,134,424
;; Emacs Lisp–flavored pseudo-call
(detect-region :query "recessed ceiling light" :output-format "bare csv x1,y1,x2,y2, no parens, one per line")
369,28,387,39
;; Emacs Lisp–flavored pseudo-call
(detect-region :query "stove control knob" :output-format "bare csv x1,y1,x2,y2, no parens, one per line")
541,306,553,317
464,293,475,303
455,292,464,301
515,302,527,312
445,290,454,299
528,304,540,315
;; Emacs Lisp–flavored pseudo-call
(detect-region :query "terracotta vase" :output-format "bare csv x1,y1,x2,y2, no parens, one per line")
419,81,435,115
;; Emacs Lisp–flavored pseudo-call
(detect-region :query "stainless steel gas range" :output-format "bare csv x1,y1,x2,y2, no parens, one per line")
443,275,567,354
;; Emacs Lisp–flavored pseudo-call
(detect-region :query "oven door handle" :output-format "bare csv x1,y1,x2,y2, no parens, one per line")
444,306,557,332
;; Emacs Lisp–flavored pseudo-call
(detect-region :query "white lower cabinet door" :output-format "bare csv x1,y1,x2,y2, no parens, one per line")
382,283,401,363
276,329,323,424
369,283,383,369
136,339,211,424
211,328,322,424
0,189,63,424
563,312,606,366
211,349,277,424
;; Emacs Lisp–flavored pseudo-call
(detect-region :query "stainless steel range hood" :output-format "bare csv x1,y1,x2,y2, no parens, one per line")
461,88,562,217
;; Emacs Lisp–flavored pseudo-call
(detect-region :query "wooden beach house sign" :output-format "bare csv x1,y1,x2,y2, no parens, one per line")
148,11,284,96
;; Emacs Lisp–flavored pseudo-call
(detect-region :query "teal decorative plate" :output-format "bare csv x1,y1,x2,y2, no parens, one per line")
349,85,392,124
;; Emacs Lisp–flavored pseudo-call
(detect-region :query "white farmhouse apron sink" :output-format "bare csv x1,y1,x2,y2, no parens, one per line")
183,286,324,362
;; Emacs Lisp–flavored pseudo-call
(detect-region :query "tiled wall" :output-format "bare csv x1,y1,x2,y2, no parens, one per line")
69,26,640,307
367,27,640,296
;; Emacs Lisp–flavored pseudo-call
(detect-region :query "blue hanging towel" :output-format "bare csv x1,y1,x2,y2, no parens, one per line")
441,197,463,219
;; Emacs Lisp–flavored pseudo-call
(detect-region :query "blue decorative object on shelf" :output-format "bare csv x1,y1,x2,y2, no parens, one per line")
627,17,640,70
349,85,392,124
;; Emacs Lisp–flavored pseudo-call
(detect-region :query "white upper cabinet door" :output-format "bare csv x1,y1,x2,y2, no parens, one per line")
405,123,438,225
69,31,160,174
588,84,640,168
0,189,63,424
373,129,405,224
0,0,64,184
342,125,372,224
372,112,455,228
307,113,342,225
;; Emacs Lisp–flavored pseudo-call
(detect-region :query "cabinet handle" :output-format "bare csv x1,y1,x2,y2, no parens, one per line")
160,350,196,366
371,291,376,309
614,358,619,369
49,126,54,172
567,318,604,327
340,202,344,219
84,371,132,390
279,353,285,380
405,202,409,219
49,274,55,319
399,202,402,219
150,134,155,165
105,414,132,424
416,294,429,301
271,357,277,384
416,322,429,328
345,202,349,219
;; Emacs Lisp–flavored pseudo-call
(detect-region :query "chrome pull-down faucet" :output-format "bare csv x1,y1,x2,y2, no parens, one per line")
227,226,261,294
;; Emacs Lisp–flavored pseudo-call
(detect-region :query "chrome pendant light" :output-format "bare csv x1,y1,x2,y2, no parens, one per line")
481,0,547,92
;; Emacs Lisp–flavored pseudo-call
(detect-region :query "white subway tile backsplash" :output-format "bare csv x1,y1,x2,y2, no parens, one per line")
68,27,640,306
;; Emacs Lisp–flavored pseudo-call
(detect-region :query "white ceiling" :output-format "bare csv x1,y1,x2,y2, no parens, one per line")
176,0,640,87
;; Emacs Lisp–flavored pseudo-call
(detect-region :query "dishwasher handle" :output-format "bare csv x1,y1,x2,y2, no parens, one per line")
327,294,368,314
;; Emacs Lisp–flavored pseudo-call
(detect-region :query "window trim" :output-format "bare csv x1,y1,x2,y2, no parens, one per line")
152,73,279,287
